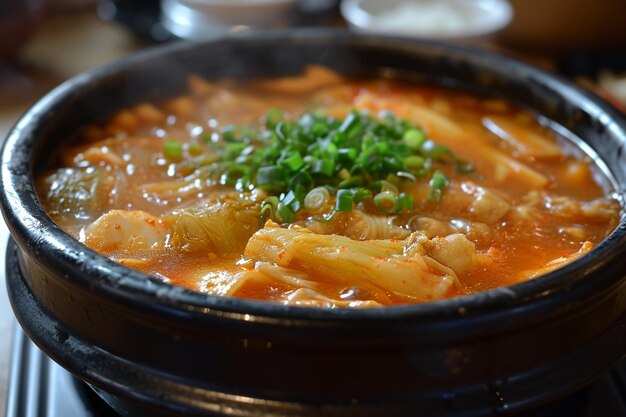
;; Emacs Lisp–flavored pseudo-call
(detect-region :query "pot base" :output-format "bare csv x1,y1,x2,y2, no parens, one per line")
8,320,626,417
6,238,626,416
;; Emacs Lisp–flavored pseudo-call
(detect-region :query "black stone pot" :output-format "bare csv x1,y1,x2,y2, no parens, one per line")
1,30,625,417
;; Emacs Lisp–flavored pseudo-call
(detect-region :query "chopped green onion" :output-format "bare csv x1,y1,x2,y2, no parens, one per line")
428,170,449,202
193,107,470,222
337,148,358,163
325,142,338,156
339,110,360,133
224,142,247,158
352,187,373,202
374,191,397,214
311,122,329,137
422,140,450,160
235,155,252,165
274,121,287,141
163,140,182,160
281,190,302,212
336,189,354,212
260,205,274,222
404,155,425,171
276,202,294,223
396,193,414,213
220,165,250,186
311,159,335,177
379,180,399,194
403,128,426,149
288,171,314,193
187,142,203,156
220,126,237,142
280,151,304,171
265,108,282,128
338,176,364,189
377,141,391,154
304,187,330,210
338,168,351,180
260,196,279,222
291,184,307,202
256,166,285,191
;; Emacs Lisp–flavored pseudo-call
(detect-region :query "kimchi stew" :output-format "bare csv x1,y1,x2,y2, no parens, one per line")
37,66,621,307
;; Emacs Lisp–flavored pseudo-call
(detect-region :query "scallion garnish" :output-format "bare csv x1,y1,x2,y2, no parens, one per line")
353,187,373,202
280,152,304,171
374,191,397,214
304,187,330,210
311,159,335,177
276,202,294,223
403,155,425,171
403,128,426,149
338,176,364,189
187,142,203,156
256,165,285,192
260,196,279,223
163,139,182,160
265,108,282,129
336,189,355,212
422,140,450,160
281,190,302,213
197,109,468,222
396,193,414,213
428,170,449,202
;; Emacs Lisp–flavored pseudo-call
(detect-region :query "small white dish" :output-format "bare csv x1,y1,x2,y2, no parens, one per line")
341,0,513,39
162,0,298,40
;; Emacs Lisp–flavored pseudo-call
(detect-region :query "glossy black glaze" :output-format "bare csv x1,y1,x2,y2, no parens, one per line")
6,293,625,417
1,30,626,416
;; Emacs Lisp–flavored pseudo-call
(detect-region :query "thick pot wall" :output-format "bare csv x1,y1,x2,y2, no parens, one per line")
8,241,626,416
2,31,626,416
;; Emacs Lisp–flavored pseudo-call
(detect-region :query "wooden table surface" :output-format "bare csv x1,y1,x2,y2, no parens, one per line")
0,11,143,414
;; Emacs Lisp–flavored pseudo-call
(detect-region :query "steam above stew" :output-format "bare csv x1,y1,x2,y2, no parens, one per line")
37,66,620,307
